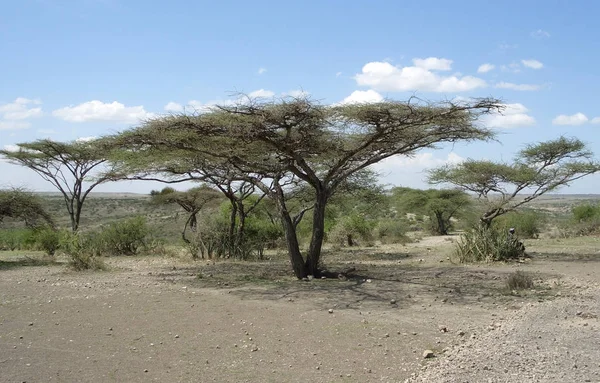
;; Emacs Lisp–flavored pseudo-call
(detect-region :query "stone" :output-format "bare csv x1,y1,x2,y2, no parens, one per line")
423,350,435,359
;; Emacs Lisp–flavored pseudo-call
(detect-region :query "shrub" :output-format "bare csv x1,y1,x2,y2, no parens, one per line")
100,216,150,255
59,231,107,271
33,227,61,256
506,270,534,290
572,203,600,222
327,214,375,247
373,218,410,244
453,226,525,263
494,210,546,239
0,229,36,251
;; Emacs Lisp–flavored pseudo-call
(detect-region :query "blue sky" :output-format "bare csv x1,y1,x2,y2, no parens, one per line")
1,0,599,193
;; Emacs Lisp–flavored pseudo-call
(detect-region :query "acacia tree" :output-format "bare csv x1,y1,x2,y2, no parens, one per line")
392,187,471,235
0,188,55,228
109,96,501,278
107,152,269,258
0,139,113,231
428,136,600,228
150,185,223,243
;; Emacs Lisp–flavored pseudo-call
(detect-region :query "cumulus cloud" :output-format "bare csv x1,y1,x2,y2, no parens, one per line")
0,98,43,130
591,117,600,124
0,121,30,130
76,136,98,142
522,59,544,69
258,67,267,75
164,102,184,112
248,89,275,98
340,90,384,105
412,57,453,71
531,29,550,39
355,59,486,93
482,103,536,129
3,144,21,152
53,100,154,123
552,113,588,126
495,82,541,91
477,63,495,73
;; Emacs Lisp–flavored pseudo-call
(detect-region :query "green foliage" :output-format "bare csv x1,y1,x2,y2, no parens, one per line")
0,188,54,228
392,187,470,235
60,231,107,271
99,216,150,255
494,210,546,239
327,214,375,247
373,218,410,244
453,226,526,263
572,203,600,222
0,228,36,251
33,227,61,256
429,137,600,227
506,271,534,290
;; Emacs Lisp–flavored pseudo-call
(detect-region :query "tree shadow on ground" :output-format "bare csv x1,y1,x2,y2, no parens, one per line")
152,260,560,311
0,255,58,270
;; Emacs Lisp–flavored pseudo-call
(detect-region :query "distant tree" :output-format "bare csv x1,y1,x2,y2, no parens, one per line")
393,187,471,235
108,96,501,278
150,185,223,243
0,188,54,228
0,139,114,231
429,137,600,228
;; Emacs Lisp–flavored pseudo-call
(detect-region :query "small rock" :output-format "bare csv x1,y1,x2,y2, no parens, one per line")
328,309,334,314
390,299,396,304
423,350,435,359
457,330,465,336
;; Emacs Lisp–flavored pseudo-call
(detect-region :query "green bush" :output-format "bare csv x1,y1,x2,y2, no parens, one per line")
572,203,600,222
454,226,526,263
33,227,61,256
506,270,534,290
327,214,375,247
99,216,150,255
494,210,546,239
0,229,36,251
373,218,410,244
59,231,107,271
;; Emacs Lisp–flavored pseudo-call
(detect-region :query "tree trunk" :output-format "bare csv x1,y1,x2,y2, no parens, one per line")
227,201,237,258
278,201,307,279
305,191,328,277
435,213,448,235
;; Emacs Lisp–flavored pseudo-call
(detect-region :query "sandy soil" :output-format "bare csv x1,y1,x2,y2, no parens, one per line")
1,236,599,383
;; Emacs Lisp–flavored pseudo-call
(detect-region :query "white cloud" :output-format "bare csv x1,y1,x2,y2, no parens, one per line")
477,63,495,73
258,67,267,75
3,144,20,152
373,152,465,175
52,100,154,123
498,43,518,50
164,102,183,112
248,89,275,98
76,136,98,142
355,60,486,93
495,82,541,91
531,29,550,39
0,98,43,120
37,129,56,134
552,113,588,126
591,117,600,124
482,103,536,129
501,62,521,73
0,121,30,130
412,57,452,71
521,59,544,69
335,71,342,77
340,90,384,105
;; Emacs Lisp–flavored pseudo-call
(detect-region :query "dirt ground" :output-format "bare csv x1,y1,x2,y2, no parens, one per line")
1,236,599,383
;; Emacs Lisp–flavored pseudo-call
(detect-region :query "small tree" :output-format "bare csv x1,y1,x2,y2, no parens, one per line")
0,139,114,231
392,187,471,235
429,137,600,228
0,188,54,228
150,185,223,243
